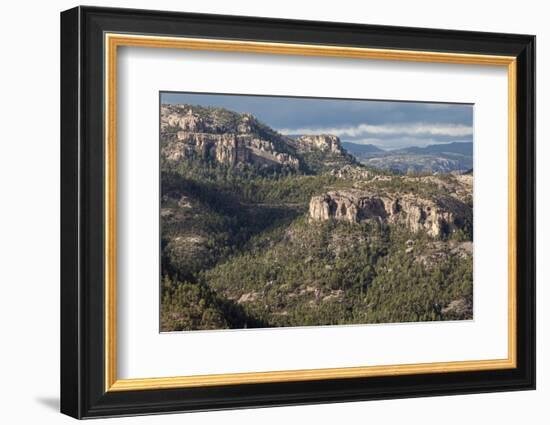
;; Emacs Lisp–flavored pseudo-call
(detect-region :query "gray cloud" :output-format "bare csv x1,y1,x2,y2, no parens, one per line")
161,92,473,149
278,122,473,138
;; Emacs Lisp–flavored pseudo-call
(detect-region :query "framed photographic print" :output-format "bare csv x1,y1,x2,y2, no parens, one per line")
60,6,535,419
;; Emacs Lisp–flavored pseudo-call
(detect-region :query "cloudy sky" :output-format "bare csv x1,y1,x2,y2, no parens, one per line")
161,92,473,150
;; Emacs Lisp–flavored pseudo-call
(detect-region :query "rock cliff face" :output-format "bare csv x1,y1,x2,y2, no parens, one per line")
165,108,206,132
165,131,300,169
161,105,301,170
295,135,345,155
309,189,471,237
161,104,359,174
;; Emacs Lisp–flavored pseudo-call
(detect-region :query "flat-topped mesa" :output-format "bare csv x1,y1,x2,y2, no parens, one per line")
309,189,471,238
295,135,344,155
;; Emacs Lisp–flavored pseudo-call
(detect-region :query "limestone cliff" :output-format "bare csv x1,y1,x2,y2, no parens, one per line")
161,104,301,170
309,189,471,237
161,104,356,173
294,134,345,155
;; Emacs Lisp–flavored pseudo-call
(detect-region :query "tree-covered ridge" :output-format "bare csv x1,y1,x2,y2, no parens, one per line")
159,103,473,331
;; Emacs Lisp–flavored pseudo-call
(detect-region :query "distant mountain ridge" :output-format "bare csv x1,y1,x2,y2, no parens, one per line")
343,141,473,174
341,142,384,157
342,140,472,157
397,142,473,156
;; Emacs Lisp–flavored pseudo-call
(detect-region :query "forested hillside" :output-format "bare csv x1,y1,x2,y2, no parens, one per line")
160,104,473,331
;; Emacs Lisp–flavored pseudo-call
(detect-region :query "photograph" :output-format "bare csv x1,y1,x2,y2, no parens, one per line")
159,93,474,332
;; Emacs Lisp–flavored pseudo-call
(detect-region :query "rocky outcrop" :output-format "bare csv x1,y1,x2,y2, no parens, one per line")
295,134,345,155
329,164,373,180
175,109,206,132
161,104,359,173
309,189,471,237
441,298,472,318
166,131,300,168
309,191,387,223
161,105,300,170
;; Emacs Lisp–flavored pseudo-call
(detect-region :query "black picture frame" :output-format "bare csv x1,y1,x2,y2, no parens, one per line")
61,5,535,419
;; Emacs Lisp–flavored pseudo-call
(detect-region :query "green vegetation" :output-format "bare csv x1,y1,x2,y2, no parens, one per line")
159,104,473,331
160,158,473,330
199,221,472,327
298,149,357,174
161,276,267,331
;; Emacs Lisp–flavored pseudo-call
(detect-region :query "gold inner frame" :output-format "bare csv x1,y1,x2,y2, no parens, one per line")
104,33,517,392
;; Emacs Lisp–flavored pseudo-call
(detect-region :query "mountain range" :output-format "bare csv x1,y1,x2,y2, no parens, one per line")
342,141,473,174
